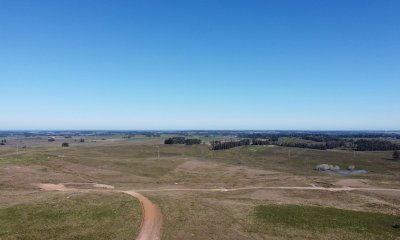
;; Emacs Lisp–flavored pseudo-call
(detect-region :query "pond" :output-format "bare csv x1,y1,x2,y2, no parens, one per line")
336,170,367,175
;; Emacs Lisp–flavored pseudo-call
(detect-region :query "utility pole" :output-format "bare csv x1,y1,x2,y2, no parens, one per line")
154,145,160,159
16,136,19,155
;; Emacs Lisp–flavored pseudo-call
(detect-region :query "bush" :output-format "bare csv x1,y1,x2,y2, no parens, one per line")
61,142,69,147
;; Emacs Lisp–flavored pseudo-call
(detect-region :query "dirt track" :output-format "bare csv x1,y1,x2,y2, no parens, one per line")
37,183,400,240
37,183,162,240
124,191,162,240
133,186,400,193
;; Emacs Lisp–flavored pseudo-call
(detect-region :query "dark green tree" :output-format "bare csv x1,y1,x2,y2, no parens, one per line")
393,150,400,160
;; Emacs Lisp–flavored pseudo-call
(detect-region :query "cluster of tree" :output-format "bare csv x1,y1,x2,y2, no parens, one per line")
238,134,279,142
393,151,400,160
239,133,400,151
79,138,85,143
239,132,400,140
209,136,400,152
276,139,398,151
325,141,347,149
0,139,6,145
185,139,202,145
211,137,347,151
250,138,348,148
251,138,270,145
355,139,400,151
337,133,399,138
61,142,69,147
277,142,328,150
164,137,201,145
393,150,400,160
299,135,342,142
210,139,250,150
165,137,186,144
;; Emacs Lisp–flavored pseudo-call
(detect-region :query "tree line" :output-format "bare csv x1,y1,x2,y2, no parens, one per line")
210,139,250,150
274,139,400,151
164,137,202,145
355,139,400,151
210,137,400,152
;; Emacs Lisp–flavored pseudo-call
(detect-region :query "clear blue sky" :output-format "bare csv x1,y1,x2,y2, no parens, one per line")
1,0,399,130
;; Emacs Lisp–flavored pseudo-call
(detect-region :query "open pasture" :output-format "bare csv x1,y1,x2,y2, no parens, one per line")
1,135,399,239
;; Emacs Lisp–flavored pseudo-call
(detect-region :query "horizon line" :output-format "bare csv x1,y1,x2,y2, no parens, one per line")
0,129,399,132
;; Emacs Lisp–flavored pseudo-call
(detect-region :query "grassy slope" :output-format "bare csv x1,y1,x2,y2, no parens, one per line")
253,204,400,240
0,192,141,240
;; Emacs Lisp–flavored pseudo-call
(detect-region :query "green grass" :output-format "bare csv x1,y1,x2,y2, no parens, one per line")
253,204,400,240
0,153,54,165
0,192,141,240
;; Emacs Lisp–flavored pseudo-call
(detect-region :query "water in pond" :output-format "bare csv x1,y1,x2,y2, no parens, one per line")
336,170,367,175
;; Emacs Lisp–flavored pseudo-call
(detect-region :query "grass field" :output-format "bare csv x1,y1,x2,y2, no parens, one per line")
0,135,400,239
0,191,141,240
253,204,399,240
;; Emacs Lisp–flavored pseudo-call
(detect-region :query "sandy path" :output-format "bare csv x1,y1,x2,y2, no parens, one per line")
37,183,71,191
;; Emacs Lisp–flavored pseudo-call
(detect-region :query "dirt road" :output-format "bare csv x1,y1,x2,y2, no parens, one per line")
37,183,400,240
134,186,400,193
124,191,162,240
37,183,162,240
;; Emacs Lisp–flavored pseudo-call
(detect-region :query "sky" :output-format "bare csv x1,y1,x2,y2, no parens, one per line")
0,0,399,130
